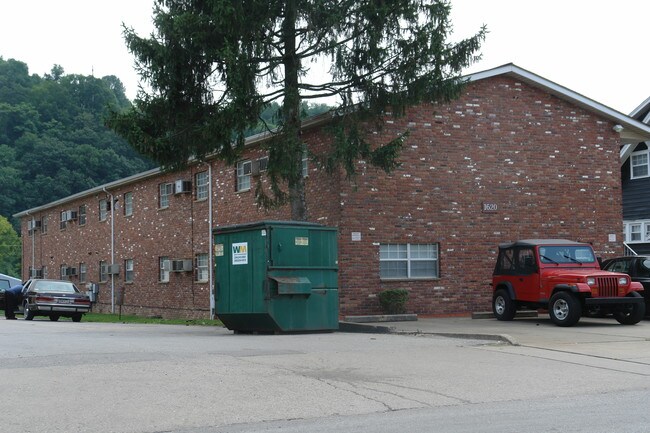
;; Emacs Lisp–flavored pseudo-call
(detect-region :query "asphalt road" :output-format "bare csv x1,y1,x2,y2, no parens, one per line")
2,317,650,433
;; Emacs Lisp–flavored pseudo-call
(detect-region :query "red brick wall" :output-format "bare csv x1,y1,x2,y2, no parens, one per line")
19,75,625,319
337,76,624,316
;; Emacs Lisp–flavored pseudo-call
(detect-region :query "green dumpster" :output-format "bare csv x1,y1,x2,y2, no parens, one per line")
213,221,339,332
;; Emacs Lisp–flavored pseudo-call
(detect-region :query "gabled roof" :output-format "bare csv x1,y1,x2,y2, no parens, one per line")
630,96,650,124
15,63,650,218
467,64,650,146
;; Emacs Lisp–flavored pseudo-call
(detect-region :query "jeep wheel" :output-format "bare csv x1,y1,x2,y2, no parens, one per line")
613,292,645,325
549,292,581,327
493,289,516,321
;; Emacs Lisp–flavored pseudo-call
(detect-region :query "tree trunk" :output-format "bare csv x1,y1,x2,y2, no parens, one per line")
282,0,307,221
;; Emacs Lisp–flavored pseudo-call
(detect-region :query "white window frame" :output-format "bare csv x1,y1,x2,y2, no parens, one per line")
159,183,173,208
159,256,170,283
631,149,650,179
302,148,309,178
236,160,252,192
195,253,209,282
99,199,109,221
78,205,87,226
79,263,87,283
124,259,134,283
195,171,209,200
625,220,650,243
379,243,439,279
124,192,133,216
99,260,108,283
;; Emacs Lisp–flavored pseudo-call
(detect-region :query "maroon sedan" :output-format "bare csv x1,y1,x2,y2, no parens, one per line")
20,279,91,322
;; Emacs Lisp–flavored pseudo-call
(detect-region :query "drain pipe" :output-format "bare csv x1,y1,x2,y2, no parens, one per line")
103,187,115,313
208,164,215,319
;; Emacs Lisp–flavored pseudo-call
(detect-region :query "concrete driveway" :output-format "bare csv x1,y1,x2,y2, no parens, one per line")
2,316,650,433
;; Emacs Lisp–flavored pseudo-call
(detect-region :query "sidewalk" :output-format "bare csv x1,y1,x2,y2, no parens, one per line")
339,314,650,348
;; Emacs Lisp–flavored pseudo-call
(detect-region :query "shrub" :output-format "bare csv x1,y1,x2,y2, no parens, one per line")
378,289,409,314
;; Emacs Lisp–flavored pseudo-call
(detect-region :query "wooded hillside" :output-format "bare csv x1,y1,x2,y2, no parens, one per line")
0,57,154,229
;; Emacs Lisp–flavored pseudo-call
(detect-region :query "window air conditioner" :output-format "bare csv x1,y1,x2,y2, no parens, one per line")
174,180,192,194
171,259,193,272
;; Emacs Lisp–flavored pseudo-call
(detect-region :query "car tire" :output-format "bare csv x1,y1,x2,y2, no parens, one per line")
49,315,60,322
549,291,581,327
72,314,82,323
23,301,34,321
613,292,645,325
493,289,516,321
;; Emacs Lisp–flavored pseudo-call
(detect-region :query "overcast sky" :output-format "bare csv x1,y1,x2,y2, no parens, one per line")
1,0,648,114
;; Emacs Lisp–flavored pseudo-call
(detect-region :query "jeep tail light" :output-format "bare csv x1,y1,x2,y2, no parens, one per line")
618,277,629,285
586,277,596,286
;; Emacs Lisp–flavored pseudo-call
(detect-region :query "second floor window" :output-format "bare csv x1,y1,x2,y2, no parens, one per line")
99,199,109,221
124,192,133,216
79,205,87,226
236,160,251,192
159,183,173,208
196,171,209,200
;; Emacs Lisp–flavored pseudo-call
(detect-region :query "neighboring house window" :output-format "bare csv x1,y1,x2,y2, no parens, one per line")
624,221,650,243
41,216,48,234
124,259,134,283
631,149,650,179
195,253,209,282
196,171,209,200
159,256,170,282
79,205,87,226
79,263,87,283
124,192,133,216
99,260,108,282
99,199,109,221
159,183,173,208
379,243,439,279
236,160,251,191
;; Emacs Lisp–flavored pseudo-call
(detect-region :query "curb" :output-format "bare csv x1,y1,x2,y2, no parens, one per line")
338,321,519,346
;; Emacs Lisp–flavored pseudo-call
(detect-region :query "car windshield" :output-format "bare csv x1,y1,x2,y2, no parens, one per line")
538,246,595,264
0,280,9,290
32,281,78,294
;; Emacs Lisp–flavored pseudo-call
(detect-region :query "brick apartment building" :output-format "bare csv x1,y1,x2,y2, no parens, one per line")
14,64,650,319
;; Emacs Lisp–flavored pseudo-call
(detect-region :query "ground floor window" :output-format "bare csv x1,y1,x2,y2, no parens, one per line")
159,256,170,282
124,259,134,283
379,243,439,279
624,220,650,243
195,253,209,282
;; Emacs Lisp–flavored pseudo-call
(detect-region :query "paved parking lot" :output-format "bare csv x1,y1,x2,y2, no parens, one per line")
2,316,650,433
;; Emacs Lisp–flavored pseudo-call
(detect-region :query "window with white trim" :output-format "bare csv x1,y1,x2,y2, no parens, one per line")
124,192,133,216
159,183,173,208
195,253,209,282
195,171,209,200
631,151,649,179
236,160,251,191
99,199,109,221
159,256,170,282
379,243,439,279
78,205,87,226
302,148,309,177
79,263,87,283
124,259,134,283
625,221,650,243
99,260,108,283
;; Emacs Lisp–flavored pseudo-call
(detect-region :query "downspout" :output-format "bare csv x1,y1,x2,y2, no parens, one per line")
103,187,115,313
26,211,34,280
208,164,215,319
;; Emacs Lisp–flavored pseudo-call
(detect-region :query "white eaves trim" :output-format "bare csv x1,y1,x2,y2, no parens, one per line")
630,96,650,120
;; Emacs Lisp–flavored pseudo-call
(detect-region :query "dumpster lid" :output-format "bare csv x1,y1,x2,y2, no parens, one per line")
213,220,329,234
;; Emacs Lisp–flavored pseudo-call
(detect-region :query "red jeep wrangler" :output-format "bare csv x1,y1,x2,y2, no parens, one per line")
492,239,645,326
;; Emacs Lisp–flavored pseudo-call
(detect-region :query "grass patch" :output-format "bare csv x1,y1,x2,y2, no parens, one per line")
83,312,223,327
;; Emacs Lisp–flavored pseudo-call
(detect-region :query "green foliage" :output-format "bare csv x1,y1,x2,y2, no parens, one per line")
0,57,154,229
378,289,409,315
110,0,485,219
0,215,20,276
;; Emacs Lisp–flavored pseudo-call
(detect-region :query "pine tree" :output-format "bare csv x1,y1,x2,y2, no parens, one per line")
109,0,485,220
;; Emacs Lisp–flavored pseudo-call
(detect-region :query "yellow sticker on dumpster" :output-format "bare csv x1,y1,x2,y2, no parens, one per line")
295,237,309,246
